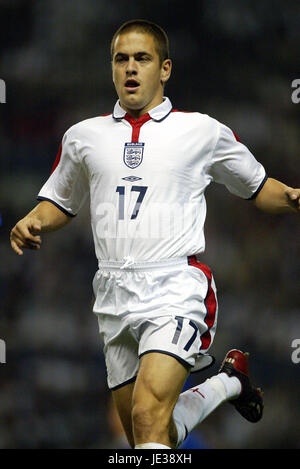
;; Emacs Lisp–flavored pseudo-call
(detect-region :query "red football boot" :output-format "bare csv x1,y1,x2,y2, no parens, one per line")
219,349,264,423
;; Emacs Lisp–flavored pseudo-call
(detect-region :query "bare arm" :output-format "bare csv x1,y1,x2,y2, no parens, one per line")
254,177,300,214
10,200,72,256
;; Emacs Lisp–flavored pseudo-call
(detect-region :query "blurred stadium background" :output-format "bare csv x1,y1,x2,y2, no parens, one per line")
0,0,299,449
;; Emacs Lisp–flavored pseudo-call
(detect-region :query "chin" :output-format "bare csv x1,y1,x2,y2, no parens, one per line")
123,97,144,111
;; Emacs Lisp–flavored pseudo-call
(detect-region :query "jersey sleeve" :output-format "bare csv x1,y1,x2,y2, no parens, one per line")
208,122,267,199
37,129,89,216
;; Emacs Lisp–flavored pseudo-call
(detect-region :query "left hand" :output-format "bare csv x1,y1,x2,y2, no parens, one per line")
285,187,300,212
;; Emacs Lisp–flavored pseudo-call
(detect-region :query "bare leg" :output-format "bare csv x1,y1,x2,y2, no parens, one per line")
131,352,189,448
112,381,136,448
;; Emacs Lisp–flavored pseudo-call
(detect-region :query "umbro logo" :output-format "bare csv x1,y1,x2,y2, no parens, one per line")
122,176,142,182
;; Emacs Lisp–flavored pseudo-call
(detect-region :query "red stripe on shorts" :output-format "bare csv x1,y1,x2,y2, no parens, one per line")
188,255,217,350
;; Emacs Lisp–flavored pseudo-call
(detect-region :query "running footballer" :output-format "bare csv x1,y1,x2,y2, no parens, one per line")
10,19,300,449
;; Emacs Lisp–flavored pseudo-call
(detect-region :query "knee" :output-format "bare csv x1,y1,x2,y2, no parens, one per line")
131,400,170,437
132,402,156,429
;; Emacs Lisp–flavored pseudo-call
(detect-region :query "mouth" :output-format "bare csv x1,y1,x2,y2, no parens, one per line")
124,79,140,92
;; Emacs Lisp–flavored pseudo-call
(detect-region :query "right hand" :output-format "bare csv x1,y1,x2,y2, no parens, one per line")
10,217,42,256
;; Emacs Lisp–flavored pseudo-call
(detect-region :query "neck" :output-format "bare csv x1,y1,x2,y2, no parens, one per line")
120,96,164,120
124,108,146,120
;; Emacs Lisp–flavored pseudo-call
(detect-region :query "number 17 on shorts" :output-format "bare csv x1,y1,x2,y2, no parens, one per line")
139,314,209,371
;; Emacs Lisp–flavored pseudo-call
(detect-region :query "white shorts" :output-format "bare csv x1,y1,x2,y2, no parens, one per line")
92,256,218,390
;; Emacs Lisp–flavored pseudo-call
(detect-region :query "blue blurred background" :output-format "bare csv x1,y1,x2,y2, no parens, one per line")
0,0,299,448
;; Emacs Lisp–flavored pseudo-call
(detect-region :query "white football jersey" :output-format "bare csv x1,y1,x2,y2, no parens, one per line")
38,97,266,263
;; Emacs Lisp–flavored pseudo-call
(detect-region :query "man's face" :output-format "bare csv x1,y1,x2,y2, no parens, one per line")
112,31,171,117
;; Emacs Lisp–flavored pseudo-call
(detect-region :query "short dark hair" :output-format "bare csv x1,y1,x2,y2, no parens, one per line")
111,19,170,65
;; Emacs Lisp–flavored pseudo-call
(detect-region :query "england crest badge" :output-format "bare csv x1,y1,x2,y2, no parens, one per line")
123,142,144,169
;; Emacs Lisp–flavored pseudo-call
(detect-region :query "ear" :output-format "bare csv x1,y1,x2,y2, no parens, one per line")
160,58,172,85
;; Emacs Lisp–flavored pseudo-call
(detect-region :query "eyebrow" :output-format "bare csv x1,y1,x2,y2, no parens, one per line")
114,51,153,60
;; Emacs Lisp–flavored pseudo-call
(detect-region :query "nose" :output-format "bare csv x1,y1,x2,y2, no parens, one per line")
126,57,138,75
